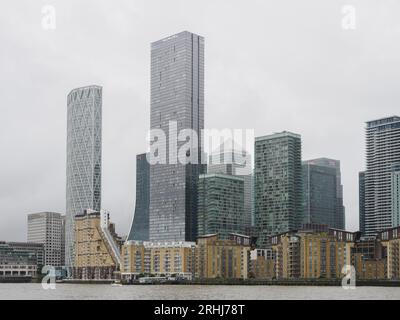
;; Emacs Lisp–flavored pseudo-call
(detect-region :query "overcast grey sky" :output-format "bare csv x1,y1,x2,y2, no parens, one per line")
1,0,400,241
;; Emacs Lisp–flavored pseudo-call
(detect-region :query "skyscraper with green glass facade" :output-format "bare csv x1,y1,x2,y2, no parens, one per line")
197,174,245,239
254,131,302,247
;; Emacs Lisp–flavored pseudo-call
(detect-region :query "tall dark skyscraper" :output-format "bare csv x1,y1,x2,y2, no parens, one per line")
302,158,345,230
254,132,302,246
364,116,400,235
149,31,204,242
66,85,102,269
128,153,150,241
307,158,345,229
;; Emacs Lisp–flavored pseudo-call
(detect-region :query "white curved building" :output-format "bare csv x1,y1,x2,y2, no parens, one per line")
66,85,102,270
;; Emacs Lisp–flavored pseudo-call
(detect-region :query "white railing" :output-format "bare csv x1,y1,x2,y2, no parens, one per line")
101,225,121,265
99,210,121,265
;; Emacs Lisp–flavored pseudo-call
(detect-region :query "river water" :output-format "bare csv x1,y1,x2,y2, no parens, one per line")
0,283,399,300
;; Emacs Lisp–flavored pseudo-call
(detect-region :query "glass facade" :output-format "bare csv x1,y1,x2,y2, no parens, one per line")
208,147,252,229
364,116,400,235
0,242,41,277
302,161,339,229
305,158,345,229
197,174,245,239
359,171,366,234
66,85,102,269
149,31,204,242
391,163,400,227
254,132,302,247
128,153,150,241
302,158,345,230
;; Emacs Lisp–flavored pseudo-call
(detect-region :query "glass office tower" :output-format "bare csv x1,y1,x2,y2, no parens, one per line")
66,85,102,270
149,31,204,242
302,159,345,229
197,173,245,239
128,153,150,241
306,158,345,229
208,146,252,229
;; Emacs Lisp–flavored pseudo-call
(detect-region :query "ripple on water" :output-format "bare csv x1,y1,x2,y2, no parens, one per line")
0,283,398,300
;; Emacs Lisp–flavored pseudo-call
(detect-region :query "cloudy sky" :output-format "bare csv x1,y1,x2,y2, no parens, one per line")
1,0,399,241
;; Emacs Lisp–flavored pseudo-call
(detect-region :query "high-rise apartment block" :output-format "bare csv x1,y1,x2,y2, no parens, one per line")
363,116,400,235
66,85,102,269
27,212,65,267
149,31,204,242
391,163,400,227
359,171,366,234
254,132,303,246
